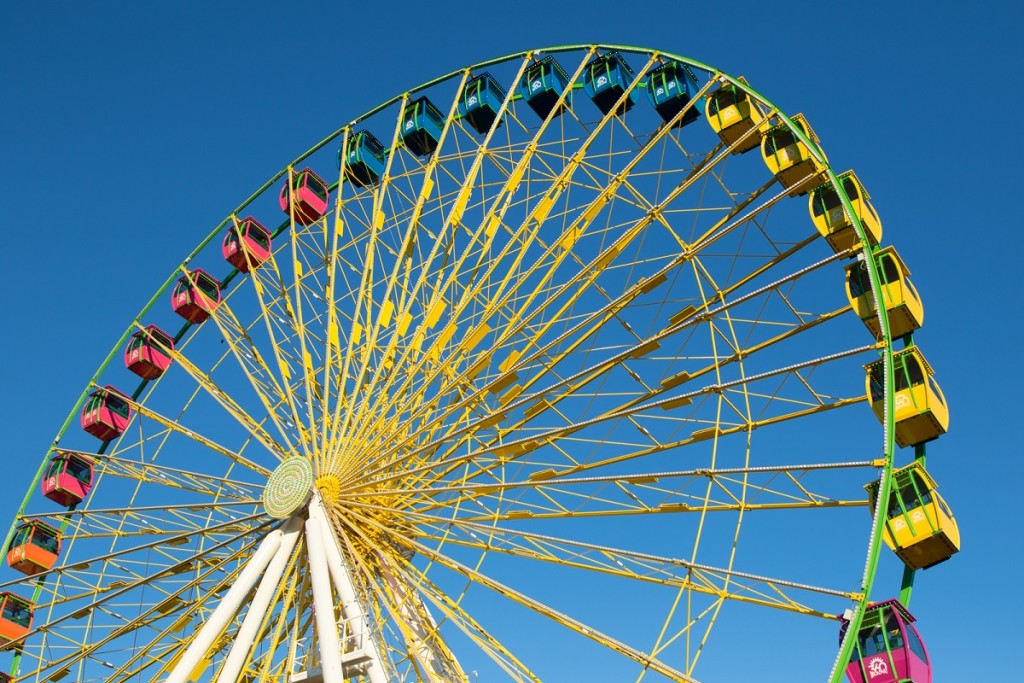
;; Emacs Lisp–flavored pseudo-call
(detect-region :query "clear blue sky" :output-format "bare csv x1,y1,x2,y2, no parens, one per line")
1,1,1020,680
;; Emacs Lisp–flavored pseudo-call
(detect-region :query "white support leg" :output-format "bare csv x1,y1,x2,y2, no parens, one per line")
216,516,303,683
306,494,345,683
167,524,285,683
318,504,389,683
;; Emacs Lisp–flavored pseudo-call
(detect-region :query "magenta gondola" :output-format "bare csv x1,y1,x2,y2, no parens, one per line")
171,268,222,324
279,167,329,225
80,386,131,441
125,325,175,380
223,216,272,273
41,451,94,506
840,599,930,683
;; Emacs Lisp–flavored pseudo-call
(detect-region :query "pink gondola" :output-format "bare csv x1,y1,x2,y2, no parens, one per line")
41,451,94,506
223,216,272,273
125,325,175,380
80,386,131,441
279,167,329,225
840,599,930,683
171,269,221,324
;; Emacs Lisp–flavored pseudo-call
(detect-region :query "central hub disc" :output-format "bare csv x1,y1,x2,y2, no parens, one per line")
263,457,313,518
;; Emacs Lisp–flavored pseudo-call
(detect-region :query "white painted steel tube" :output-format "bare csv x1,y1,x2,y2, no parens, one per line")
216,516,303,683
306,495,345,683
166,525,284,683
319,511,389,683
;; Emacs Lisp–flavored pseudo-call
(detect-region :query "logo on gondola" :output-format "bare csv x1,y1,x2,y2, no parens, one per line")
468,95,478,106
532,80,542,92
867,656,889,677
912,509,926,523
895,393,910,409
655,86,665,97
405,120,414,130
596,75,607,87
891,517,906,531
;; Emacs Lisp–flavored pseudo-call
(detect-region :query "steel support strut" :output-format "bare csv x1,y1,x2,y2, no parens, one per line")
167,520,290,683
317,502,390,683
306,494,346,683
217,516,304,682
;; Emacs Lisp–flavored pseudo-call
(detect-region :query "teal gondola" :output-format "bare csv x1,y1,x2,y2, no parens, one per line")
458,72,507,135
401,97,445,157
583,52,635,116
341,130,387,187
518,56,570,120
647,61,703,128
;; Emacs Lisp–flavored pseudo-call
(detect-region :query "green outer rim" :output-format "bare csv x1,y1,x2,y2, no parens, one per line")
5,44,899,682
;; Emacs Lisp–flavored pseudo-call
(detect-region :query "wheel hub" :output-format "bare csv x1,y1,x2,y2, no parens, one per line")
262,457,314,518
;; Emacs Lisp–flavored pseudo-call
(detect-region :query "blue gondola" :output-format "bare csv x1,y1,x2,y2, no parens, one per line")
458,72,507,135
583,52,635,116
518,56,570,120
341,130,387,187
647,61,703,128
401,97,445,157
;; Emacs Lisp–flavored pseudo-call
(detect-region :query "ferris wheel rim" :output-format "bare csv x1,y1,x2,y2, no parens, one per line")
3,44,904,683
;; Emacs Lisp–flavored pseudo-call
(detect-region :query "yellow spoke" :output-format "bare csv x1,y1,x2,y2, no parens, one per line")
115,387,271,476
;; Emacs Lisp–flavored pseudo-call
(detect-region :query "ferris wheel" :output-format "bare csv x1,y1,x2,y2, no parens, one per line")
1,45,960,683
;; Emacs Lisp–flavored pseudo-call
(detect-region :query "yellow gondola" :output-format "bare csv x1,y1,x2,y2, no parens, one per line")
865,347,949,448
761,113,827,197
809,170,882,254
846,247,924,340
866,462,960,570
704,76,770,154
